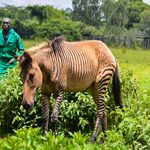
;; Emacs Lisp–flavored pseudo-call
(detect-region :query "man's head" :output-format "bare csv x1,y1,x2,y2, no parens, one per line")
2,18,11,31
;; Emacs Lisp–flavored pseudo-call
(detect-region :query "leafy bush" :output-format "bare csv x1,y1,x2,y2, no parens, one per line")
1,121,149,150
57,92,96,134
0,65,149,149
38,19,82,41
0,127,129,149
0,66,42,134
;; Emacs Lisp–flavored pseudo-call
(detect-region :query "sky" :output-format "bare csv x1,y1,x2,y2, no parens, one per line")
144,0,150,5
0,0,150,10
0,0,72,9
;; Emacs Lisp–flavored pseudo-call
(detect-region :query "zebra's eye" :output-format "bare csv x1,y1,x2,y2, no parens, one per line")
29,73,34,82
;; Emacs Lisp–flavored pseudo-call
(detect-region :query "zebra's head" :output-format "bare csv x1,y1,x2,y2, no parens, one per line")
18,52,43,112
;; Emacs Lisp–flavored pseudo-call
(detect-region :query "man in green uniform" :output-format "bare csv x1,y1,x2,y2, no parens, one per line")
0,18,24,76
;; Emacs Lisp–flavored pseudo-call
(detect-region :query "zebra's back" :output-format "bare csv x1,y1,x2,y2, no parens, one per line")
61,40,115,92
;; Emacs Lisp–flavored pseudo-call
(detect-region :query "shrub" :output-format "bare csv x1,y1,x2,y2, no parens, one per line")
57,92,96,134
0,65,149,148
0,127,130,149
37,19,82,41
0,66,42,134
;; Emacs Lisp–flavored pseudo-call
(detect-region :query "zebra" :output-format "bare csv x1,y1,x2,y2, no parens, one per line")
18,36,122,143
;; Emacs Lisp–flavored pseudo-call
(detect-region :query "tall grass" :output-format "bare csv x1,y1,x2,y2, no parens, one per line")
112,47,150,90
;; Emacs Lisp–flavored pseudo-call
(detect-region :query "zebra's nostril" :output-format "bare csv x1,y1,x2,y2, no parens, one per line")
23,102,31,112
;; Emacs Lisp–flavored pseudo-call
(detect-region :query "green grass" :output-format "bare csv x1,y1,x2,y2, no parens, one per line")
23,38,44,49
111,47,150,91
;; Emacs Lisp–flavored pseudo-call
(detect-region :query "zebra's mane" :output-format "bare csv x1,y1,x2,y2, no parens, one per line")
26,36,65,55
51,36,65,53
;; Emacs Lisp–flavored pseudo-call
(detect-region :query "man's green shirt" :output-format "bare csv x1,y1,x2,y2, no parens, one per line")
0,28,24,75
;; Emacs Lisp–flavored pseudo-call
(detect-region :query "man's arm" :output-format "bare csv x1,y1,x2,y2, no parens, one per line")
9,34,25,64
15,33,25,57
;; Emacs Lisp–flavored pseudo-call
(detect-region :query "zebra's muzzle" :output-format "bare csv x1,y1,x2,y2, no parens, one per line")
23,100,34,112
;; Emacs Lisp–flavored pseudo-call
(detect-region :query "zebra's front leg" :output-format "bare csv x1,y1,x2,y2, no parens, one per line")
51,90,64,136
41,95,50,136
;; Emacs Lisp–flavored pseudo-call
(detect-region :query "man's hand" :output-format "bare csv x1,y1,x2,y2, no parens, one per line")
9,58,15,64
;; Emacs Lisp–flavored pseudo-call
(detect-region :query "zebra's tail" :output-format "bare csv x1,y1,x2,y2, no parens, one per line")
112,62,123,108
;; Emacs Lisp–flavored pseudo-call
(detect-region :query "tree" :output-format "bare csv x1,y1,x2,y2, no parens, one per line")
126,0,146,29
140,9,150,36
0,6,29,22
26,5,47,23
102,0,129,29
71,0,103,28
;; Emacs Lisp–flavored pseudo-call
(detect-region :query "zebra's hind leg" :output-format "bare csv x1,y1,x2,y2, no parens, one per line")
90,72,113,143
100,111,107,144
90,96,106,143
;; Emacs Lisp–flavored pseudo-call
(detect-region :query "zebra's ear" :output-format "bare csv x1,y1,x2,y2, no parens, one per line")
18,52,32,68
23,52,32,61
45,39,52,47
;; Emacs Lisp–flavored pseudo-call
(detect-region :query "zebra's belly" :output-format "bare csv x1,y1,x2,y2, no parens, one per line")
65,74,96,92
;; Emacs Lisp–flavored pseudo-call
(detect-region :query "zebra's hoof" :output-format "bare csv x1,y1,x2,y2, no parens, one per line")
42,131,48,136
90,134,97,143
99,137,104,144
